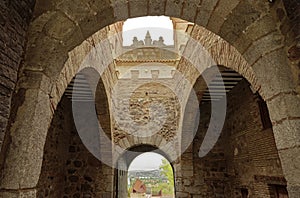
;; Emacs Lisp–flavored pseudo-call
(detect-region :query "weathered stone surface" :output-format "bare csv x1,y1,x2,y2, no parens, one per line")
111,0,128,21
267,93,300,123
194,0,218,27
252,49,295,99
287,185,300,198
148,0,166,16
273,119,300,150
17,71,51,94
37,97,110,197
244,31,283,66
181,0,201,23
129,0,148,18
278,147,300,185
0,89,51,189
165,0,184,19
0,189,37,198
24,34,69,79
245,15,277,41
44,11,77,41
56,1,91,23
207,0,240,33
219,1,261,43
92,7,115,37
232,33,253,54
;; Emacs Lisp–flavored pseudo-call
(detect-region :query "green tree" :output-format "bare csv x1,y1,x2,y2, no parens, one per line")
159,159,174,187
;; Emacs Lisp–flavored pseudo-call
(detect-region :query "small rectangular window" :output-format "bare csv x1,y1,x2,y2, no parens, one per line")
270,185,288,198
257,96,272,129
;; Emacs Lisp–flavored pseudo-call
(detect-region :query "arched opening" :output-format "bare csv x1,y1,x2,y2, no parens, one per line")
0,1,299,197
116,145,175,198
37,67,113,197
128,152,175,198
180,65,288,197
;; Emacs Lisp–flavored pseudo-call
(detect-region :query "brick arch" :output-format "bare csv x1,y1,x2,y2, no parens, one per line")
177,24,260,92
1,0,299,197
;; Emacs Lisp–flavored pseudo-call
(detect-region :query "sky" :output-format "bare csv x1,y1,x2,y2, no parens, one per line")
122,16,174,46
128,152,166,171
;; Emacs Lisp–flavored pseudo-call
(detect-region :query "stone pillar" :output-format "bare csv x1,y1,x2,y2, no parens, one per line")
176,146,193,197
0,72,51,197
102,164,114,198
267,93,300,198
251,47,300,197
117,157,128,198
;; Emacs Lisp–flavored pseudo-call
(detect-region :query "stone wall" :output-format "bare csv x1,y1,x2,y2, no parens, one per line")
177,78,286,197
266,0,300,93
223,80,286,198
37,96,70,197
184,101,228,197
37,96,112,198
111,78,181,158
280,0,300,93
0,0,34,152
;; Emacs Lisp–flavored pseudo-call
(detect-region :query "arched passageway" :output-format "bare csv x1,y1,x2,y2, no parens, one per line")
178,66,288,197
37,68,113,197
0,1,299,197
116,145,175,198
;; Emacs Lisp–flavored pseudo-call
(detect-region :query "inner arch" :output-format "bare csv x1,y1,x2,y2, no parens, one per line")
116,145,175,198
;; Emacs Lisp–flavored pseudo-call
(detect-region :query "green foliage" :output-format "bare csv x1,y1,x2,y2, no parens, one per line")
159,159,174,186
127,159,175,196
152,182,174,195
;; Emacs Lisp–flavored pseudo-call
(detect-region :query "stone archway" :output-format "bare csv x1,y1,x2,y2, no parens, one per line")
0,1,299,197
36,67,114,197
180,66,289,197
115,144,176,198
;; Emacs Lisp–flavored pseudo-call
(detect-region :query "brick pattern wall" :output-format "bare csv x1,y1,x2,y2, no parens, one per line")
183,79,286,197
223,80,285,198
0,0,34,151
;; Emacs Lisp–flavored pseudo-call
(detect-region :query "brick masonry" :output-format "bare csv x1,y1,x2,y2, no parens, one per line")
223,80,285,197
0,0,34,152
180,79,286,197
